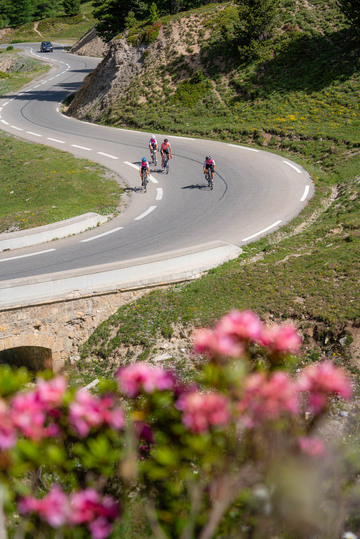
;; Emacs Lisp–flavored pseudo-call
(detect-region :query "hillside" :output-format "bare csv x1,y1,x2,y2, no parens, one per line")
65,0,360,385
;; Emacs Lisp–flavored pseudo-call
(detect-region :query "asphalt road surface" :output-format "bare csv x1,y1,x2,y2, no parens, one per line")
0,43,313,299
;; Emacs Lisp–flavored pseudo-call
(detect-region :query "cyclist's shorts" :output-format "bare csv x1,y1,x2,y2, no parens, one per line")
162,148,170,155
205,164,214,170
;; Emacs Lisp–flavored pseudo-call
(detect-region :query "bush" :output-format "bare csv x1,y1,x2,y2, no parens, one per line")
0,310,357,537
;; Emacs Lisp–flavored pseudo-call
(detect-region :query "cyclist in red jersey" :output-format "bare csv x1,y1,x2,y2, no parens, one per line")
160,138,172,169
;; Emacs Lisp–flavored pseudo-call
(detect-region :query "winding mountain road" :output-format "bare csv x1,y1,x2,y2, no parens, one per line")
0,44,313,307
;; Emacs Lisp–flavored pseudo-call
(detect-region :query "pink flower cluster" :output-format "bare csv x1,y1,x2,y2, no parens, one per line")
193,310,301,360
19,485,119,539
237,371,299,427
0,376,67,447
298,360,352,413
116,362,175,398
69,389,125,437
176,391,231,433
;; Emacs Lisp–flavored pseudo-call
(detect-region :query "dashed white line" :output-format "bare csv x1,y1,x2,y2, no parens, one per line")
3,102,9,106
0,249,56,262
242,220,282,242
1,120,9,125
98,152,118,160
33,85,40,89
47,137,66,144
80,227,124,242
300,185,310,202
149,175,158,184
71,144,92,151
283,160,302,173
135,206,157,220
156,188,163,200
26,131,42,137
229,144,259,152
11,126,23,131
124,161,138,170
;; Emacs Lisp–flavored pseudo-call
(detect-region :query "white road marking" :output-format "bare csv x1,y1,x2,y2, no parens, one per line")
3,102,9,106
135,206,157,220
283,160,302,173
11,126,23,131
81,227,124,242
47,137,66,144
26,131,42,137
0,107,2,111
72,144,92,151
229,144,259,152
98,152,118,160
156,188,163,200
0,249,56,262
300,185,310,202
149,175,158,184
1,120,9,125
242,220,282,242
33,85,40,88
124,161,138,170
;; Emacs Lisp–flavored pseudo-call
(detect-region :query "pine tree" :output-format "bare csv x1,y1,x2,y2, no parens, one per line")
337,0,360,32
63,0,80,16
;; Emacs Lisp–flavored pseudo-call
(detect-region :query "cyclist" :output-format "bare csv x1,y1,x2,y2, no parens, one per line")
203,155,215,182
160,138,172,169
149,134,158,162
139,157,150,185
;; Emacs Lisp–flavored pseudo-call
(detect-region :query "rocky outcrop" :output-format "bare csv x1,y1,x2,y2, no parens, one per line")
67,38,146,121
70,26,108,58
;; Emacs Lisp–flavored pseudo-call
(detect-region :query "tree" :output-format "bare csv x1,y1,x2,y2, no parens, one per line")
33,0,59,19
236,0,280,55
63,0,80,16
7,0,34,27
93,0,149,42
337,0,360,32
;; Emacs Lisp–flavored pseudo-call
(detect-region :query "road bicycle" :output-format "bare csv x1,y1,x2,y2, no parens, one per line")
150,148,157,166
204,169,213,190
141,171,149,192
163,154,170,174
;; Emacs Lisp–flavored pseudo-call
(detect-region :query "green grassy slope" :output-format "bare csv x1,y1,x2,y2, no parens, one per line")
0,1,96,44
68,0,360,386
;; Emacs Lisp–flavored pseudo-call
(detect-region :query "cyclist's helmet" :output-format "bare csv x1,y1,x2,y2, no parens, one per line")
151,134,156,139
164,138,168,142
206,155,210,160
142,157,147,162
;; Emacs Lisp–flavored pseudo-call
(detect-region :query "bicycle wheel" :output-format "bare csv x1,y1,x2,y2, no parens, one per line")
165,158,169,174
154,152,157,166
142,174,147,192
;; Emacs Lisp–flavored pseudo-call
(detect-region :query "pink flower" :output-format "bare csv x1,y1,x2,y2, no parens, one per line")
0,399,16,449
217,310,263,342
116,362,175,398
237,371,299,427
10,391,47,441
70,488,100,524
89,517,113,539
70,489,119,538
193,327,245,358
69,390,124,437
176,391,231,433
36,376,67,408
299,436,325,457
19,485,69,528
298,360,352,413
260,325,301,355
